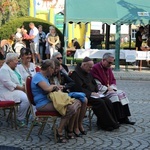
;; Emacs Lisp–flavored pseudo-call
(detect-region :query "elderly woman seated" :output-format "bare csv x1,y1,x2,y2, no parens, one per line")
49,58,88,136
52,52,69,74
0,53,30,127
31,59,81,143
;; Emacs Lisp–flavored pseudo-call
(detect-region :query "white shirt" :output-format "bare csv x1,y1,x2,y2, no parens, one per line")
0,63,24,102
17,63,36,82
15,32,22,39
45,33,50,46
29,27,39,44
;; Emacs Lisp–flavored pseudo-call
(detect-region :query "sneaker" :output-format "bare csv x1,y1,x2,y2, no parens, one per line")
17,120,26,127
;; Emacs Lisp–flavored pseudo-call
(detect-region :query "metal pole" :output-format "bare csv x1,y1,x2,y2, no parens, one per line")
114,24,121,71
105,24,110,49
129,24,131,49
63,23,68,64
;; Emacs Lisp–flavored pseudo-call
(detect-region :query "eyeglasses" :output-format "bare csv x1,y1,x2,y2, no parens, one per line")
57,57,63,60
20,48,32,55
106,60,113,65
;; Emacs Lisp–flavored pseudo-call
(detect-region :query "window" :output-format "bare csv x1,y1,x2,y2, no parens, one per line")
131,29,136,39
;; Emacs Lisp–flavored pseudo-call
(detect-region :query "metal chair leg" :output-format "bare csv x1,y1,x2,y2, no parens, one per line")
26,119,36,140
38,118,48,135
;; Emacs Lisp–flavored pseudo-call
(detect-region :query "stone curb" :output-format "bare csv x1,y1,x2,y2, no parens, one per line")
113,71,150,81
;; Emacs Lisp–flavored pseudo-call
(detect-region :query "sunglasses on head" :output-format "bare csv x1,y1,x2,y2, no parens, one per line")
57,57,63,60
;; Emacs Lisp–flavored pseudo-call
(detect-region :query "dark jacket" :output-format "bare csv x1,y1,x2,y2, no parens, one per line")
49,70,75,93
60,71,75,92
62,64,69,73
70,63,98,99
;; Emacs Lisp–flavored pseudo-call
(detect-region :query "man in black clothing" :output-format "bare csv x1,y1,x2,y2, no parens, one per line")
70,57,120,131
135,26,144,51
135,26,144,68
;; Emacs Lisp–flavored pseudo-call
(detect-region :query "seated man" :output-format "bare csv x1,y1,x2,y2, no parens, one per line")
70,57,120,131
72,38,81,49
91,52,135,125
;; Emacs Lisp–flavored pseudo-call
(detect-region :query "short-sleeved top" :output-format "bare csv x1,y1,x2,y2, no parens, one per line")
31,72,51,108
17,63,36,82
29,27,39,44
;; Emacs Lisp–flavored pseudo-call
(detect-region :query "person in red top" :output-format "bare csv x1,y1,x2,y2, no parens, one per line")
91,52,135,125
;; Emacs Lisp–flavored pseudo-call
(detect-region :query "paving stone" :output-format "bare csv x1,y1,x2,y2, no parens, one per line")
1,70,150,149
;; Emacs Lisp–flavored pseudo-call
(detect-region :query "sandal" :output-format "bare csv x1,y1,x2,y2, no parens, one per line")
67,131,76,139
56,130,68,143
79,129,87,135
73,130,82,137
65,127,76,139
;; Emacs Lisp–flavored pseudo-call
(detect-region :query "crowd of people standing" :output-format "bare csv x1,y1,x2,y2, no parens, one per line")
0,22,61,64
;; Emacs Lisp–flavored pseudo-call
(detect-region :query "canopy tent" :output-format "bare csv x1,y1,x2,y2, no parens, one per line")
116,0,150,25
65,0,118,24
65,0,150,25
64,0,150,70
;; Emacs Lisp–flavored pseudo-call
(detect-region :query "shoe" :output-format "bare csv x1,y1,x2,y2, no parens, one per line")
100,126,114,131
113,123,120,129
17,120,26,127
56,129,68,143
65,126,76,139
124,120,135,125
119,118,135,125
79,129,87,135
104,127,114,131
73,131,82,137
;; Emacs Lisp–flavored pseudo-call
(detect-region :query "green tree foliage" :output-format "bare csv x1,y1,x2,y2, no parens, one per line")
17,0,29,17
0,0,28,26
0,16,64,47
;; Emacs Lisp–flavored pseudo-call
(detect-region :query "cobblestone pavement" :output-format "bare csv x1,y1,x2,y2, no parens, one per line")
0,79,150,150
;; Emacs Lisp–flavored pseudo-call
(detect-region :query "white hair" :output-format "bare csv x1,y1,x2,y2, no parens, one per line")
49,26,55,30
52,52,61,59
103,53,114,59
5,53,19,63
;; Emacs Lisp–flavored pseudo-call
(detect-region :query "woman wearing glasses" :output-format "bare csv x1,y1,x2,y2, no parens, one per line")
17,48,36,82
52,52,69,75
31,59,81,143
49,58,87,137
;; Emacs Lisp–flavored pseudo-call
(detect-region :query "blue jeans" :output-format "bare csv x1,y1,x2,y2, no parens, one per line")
39,45,44,60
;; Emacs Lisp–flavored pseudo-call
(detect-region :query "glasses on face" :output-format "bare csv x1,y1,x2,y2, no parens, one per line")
106,60,113,65
57,57,63,60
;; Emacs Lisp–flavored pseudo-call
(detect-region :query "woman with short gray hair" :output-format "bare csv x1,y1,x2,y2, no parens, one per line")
5,53,19,63
0,53,29,127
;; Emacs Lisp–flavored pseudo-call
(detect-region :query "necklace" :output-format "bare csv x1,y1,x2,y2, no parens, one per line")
22,63,31,76
99,63,109,86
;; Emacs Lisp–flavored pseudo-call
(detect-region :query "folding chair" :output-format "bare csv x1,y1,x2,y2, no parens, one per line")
0,101,17,129
86,103,94,131
35,66,41,72
25,66,41,125
25,76,60,143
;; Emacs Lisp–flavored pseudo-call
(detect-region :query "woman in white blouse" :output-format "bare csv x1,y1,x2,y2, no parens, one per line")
17,48,36,82
0,53,29,127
